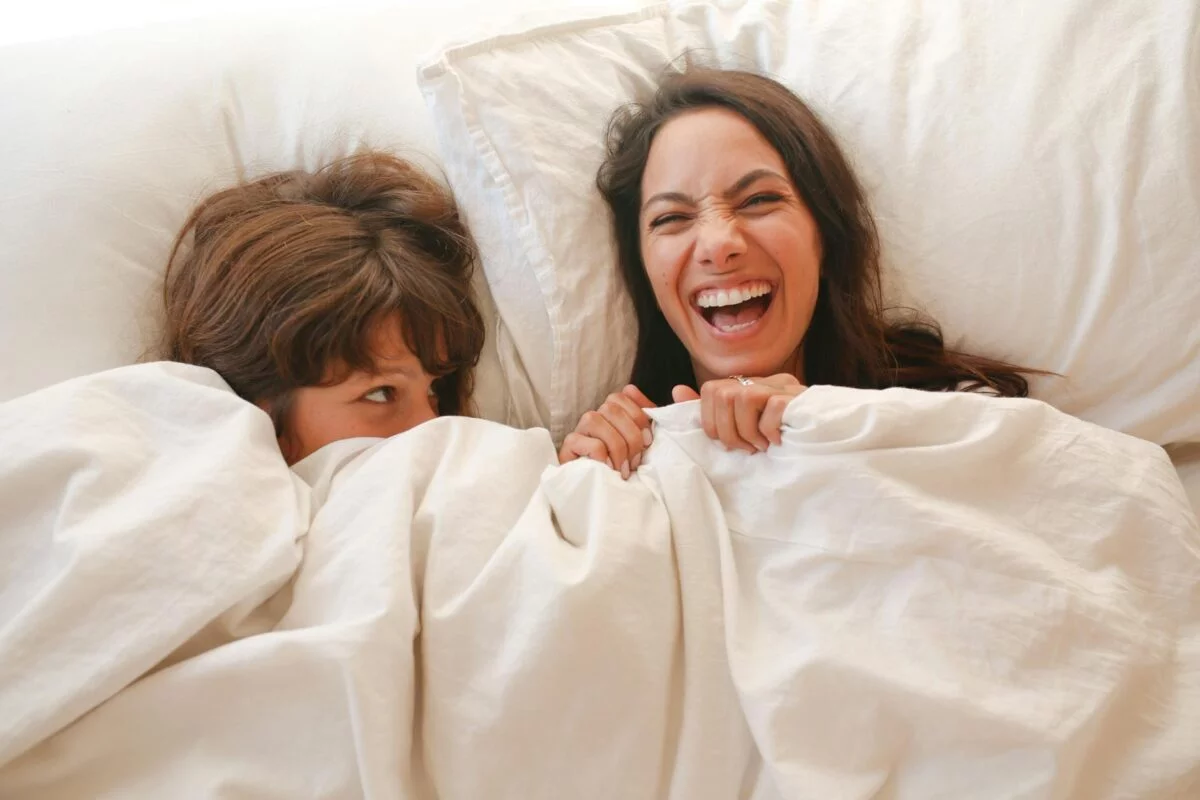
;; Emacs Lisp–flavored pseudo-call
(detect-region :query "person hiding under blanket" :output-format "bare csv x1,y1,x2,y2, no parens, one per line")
162,151,484,464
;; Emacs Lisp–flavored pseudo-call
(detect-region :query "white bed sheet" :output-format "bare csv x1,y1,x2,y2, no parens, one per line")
1170,443,1200,523
1,364,1197,798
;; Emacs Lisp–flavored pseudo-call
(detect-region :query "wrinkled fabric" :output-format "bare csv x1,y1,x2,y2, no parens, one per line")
1,364,1197,798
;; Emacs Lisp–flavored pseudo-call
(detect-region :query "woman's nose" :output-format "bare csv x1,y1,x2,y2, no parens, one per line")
693,213,747,268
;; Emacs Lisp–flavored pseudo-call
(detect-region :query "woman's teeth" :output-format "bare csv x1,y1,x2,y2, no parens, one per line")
695,281,772,309
693,280,774,334
715,318,758,332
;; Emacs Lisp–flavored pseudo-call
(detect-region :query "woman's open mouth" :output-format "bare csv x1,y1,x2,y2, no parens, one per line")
693,280,774,334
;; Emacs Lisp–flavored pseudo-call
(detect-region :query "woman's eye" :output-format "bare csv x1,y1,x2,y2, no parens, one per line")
649,213,688,229
362,386,395,404
743,192,783,208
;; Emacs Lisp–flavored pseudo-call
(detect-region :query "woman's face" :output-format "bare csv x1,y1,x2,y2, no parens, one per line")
638,107,821,384
276,316,438,465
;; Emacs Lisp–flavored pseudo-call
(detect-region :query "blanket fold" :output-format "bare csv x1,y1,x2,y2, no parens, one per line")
1,365,1196,799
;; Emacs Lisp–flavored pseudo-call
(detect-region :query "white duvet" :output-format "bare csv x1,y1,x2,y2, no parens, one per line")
0,364,1197,799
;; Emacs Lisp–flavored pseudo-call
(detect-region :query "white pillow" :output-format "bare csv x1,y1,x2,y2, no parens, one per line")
419,0,1200,445
0,0,611,424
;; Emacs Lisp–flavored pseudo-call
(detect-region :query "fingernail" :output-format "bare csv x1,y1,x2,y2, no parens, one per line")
642,428,652,447
606,458,614,470
621,461,630,480
632,453,642,470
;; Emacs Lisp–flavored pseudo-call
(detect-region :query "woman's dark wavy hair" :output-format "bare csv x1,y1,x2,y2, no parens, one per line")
597,66,1041,403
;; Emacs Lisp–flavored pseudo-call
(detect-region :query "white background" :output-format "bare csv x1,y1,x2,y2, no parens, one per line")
0,0,621,45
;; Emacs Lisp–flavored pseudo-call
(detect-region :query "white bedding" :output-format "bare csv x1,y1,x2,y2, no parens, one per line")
419,0,1200,446
1,365,1198,798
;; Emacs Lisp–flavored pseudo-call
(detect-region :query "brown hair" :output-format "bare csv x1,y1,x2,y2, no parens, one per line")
597,66,1041,403
163,151,484,432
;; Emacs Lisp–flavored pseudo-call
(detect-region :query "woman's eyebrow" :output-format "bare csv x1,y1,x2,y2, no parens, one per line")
642,190,693,211
726,168,789,196
641,168,789,212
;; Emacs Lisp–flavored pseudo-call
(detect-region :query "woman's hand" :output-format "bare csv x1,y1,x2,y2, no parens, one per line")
671,373,805,453
558,385,656,479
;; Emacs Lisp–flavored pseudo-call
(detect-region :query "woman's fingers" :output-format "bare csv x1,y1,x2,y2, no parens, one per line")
734,388,771,452
761,372,803,392
695,382,719,441
671,385,701,404
692,374,806,452
758,392,794,447
558,431,610,467
702,381,757,453
566,373,808,468
608,391,654,436
600,393,653,472
618,385,657,464
621,384,657,410
560,386,660,479
576,410,630,476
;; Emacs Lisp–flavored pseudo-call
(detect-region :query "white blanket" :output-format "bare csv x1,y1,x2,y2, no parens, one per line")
1,364,1197,799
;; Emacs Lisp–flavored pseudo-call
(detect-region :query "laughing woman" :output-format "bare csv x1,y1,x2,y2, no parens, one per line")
560,67,1040,477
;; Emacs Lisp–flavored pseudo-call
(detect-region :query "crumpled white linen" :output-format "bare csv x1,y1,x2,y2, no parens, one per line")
1,364,1196,798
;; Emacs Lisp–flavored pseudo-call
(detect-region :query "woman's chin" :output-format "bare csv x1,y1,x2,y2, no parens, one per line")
681,310,802,382
689,338,802,383
692,355,776,384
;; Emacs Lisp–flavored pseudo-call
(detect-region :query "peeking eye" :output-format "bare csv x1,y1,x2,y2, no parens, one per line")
362,386,395,404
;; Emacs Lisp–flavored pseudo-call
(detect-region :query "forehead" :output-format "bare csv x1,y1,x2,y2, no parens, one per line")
642,107,788,192
327,314,421,385
366,316,423,371
365,315,413,358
